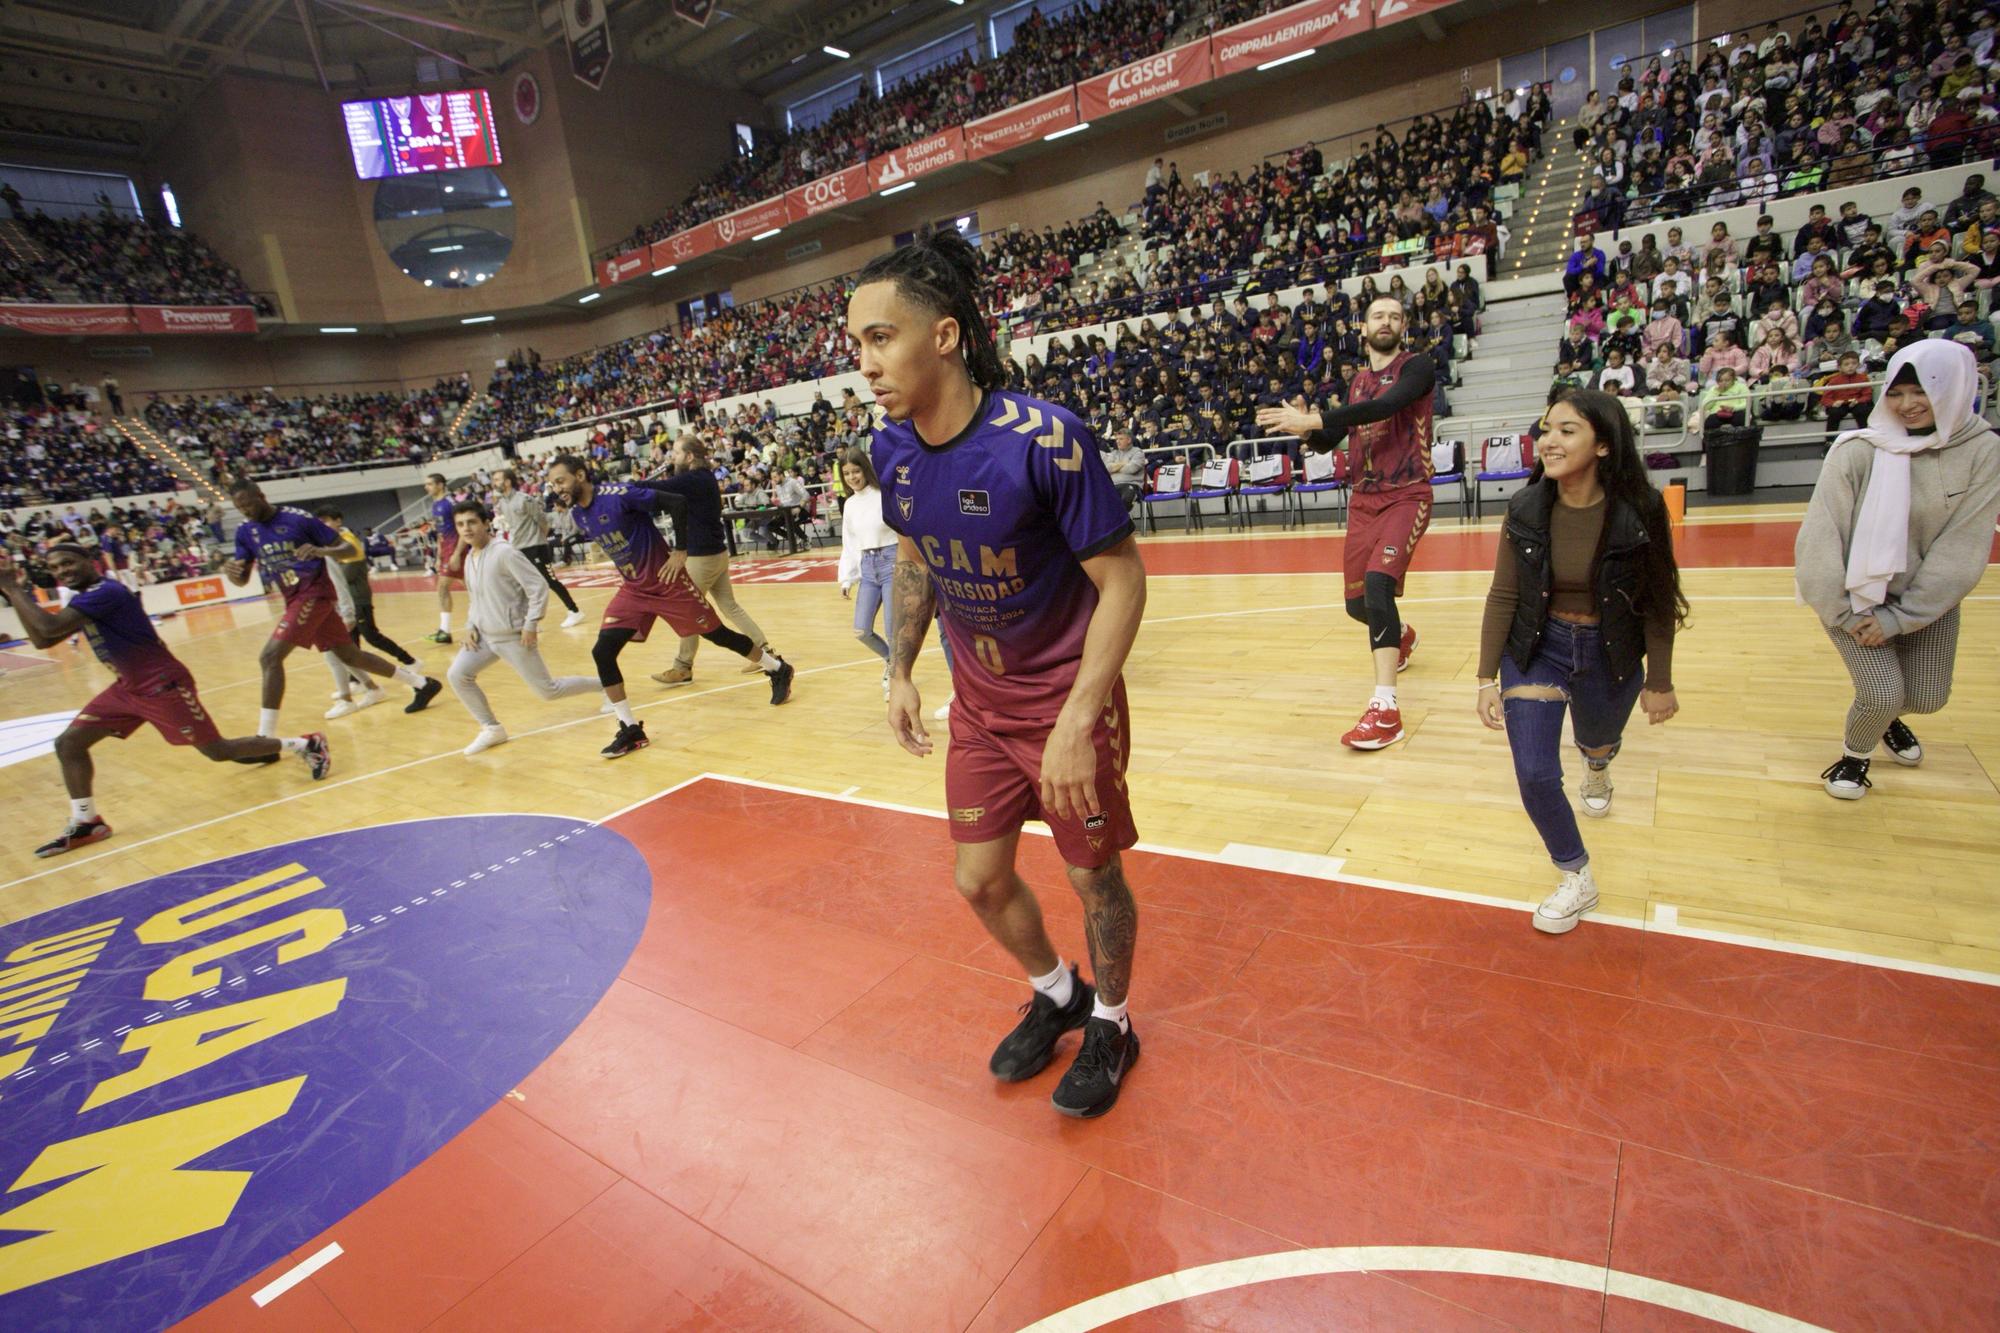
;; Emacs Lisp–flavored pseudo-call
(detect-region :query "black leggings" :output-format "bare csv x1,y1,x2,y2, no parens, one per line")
592,624,757,686
352,602,415,665
519,544,580,613
1344,570,1403,651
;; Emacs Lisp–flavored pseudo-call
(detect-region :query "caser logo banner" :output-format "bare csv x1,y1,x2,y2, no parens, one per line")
1078,39,1214,118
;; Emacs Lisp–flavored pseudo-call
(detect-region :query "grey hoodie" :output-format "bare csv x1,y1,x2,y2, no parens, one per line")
1795,415,2000,636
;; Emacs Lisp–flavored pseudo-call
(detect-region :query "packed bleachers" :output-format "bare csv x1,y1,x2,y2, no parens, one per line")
0,494,225,590
1,407,180,508
144,380,471,483
7,209,271,312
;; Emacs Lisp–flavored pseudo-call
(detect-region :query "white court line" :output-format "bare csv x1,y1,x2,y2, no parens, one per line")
250,1242,343,1308
1014,1246,1833,1333
1216,842,1346,879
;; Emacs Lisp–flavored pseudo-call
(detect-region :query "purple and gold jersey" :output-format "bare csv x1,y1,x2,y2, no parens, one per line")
569,482,670,585
431,495,457,539
70,577,189,692
233,507,340,600
873,389,1134,734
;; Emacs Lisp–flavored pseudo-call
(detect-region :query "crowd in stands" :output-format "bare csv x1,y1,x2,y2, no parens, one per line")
1571,0,1998,232
1,408,180,508
1553,172,1998,438
145,379,471,483
0,495,226,593
4,205,271,313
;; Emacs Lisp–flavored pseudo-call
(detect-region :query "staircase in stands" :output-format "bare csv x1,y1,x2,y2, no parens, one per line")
1499,118,1591,280
447,390,485,442
118,414,225,502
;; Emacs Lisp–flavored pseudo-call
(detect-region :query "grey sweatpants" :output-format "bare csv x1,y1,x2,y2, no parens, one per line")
1825,606,1960,756
674,553,768,669
447,635,599,728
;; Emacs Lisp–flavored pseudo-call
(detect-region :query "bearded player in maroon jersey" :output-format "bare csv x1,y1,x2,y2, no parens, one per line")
1259,295,1435,750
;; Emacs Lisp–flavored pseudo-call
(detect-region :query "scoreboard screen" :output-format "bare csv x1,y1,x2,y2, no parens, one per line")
342,90,503,180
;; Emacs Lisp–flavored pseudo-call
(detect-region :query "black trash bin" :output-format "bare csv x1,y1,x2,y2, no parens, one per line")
1705,425,1763,497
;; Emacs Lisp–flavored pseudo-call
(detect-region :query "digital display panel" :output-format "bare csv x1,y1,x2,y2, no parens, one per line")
342,90,503,180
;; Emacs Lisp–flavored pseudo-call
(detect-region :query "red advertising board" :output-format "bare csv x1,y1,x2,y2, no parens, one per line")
966,88,1079,160
1076,39,1213,119
1211,0,1370,76
785,162,869,222
1373,0,1458,26
866,127,968,192
597,249,649,286
650,224,717,268
0,303,258,336
711,195,790,248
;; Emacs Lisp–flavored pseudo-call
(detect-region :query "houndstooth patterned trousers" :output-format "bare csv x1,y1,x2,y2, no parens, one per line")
1825,606,1960,757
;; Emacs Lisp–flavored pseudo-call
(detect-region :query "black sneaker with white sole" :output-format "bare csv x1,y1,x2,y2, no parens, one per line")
301,732,332,781
989,968,1093,1082
35,816,113,858
1881,719,1922,766
601,721,648,758
1052,1016,1139,1118
404,677,443,713
1821,755,1872,800
768,658,795,705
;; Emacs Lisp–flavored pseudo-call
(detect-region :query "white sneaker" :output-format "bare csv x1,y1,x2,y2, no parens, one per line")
352,687,388,712
560,609,587,628
1533,866,1598,935
1579,766,1612,818
599,699,617,715
933,695,953,721
463,725,509,756
325,697,359,719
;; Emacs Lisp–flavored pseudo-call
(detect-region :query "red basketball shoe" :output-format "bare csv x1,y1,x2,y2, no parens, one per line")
1396,622,1418,673
1341,701,1404,750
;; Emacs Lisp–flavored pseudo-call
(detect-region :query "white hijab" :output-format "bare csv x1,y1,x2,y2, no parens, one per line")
1839,340,1979,613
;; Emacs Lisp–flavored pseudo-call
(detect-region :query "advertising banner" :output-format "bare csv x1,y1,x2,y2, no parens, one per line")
785,162,869,222
650,224,718,268
1076,39,1213,119
865,127,968,191
595,249,649,286
966,88,1079,160
1374,0,1458,27
0,304,258,336
711,195,790,247
1211,0,1370,77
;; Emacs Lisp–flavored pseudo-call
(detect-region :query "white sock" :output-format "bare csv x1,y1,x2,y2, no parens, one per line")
324,652,350,697
70,797,96,823
1092,996,1130,1031
393,665,426,688
757,650,784,674
439,613,452,632
612,698,637,726
1029,960,1075,1008
278,737,307,754
1370,685,1398,709
258,707,280,737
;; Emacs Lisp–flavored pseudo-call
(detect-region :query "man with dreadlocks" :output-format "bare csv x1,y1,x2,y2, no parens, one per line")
850,231,1149,1119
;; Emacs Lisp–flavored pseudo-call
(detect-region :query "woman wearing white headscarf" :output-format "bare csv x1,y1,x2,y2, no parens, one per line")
1796,340,2000,799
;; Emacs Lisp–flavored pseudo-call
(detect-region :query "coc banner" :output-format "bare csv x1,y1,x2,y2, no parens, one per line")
711,195,790,247
1076,39,1214,119
966,88,1079,160
1211,0,1370,76
0,304,258,336
595,249,649,286
786,162,869,222
866,127,968,191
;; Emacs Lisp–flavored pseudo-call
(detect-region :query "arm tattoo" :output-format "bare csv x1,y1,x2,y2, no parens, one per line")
890,557,934,677
1075,855,1138,1007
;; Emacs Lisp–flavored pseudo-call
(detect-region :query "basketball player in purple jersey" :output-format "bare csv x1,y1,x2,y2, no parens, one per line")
851,232,1148,1118
424,472,460,643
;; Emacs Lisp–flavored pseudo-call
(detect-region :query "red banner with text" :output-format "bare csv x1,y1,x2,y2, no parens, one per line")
966,88,1079,160
865,127,968,192
1076,39,1213,119
1210,0,1370,76
1373,0,1458,27
712,195,790,248
786,162,869,222
0,303,258,336
596,250,649,286
650,223,717,269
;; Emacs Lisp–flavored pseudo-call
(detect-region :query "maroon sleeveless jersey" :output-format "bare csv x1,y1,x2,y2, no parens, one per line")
1348,350,1434,493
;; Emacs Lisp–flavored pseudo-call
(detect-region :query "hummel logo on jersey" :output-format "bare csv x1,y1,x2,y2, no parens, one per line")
958,489,990,515
897,495,914,520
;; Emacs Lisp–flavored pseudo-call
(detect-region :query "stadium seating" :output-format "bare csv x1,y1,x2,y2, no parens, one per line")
3,210,268,312
0,410,178,507
143,381,470,483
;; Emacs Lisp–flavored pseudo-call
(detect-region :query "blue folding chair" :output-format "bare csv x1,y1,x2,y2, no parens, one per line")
1472,433,1534,520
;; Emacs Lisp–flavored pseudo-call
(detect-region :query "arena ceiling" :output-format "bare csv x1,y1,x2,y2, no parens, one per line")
0,0,967,156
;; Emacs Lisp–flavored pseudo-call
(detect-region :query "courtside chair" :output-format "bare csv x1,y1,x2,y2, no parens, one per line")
1234,452,1294,531
1291,450,1347,528
1430,436,1470,522
1184,455,1240,532
1140,460,1190,534
1472,432,1534,521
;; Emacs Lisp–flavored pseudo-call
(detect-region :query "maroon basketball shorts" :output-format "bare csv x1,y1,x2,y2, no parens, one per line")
1344,486,1432,598
945,679,1137,869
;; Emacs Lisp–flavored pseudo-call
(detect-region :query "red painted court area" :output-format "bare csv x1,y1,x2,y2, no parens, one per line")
176,778,2000,1332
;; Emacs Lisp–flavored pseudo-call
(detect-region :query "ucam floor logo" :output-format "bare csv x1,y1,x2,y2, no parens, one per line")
0,815,649,1331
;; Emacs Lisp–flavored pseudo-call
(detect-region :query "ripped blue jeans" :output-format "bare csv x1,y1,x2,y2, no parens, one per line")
1500,617,1644,871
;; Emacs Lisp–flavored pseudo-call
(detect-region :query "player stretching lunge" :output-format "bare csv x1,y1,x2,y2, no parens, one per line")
853,232,1148,1118
1,544,328,857
491,468,586,628
224,479,442,743
1258,296,1436,749
541,455,794,759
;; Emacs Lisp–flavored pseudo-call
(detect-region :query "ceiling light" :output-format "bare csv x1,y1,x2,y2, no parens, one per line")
579,292,601,303
430,243,464,253
823,45,850,58
652,264,679,276
1257,49,1315,71
461,315,495,324
751,227,782,240
1043,122,1090,142
319,326,358,333
880,181,916,195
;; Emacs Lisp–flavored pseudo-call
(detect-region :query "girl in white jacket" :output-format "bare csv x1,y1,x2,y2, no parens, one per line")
837,448,898,699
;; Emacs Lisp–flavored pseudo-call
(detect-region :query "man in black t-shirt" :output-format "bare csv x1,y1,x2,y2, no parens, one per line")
648,436,773,686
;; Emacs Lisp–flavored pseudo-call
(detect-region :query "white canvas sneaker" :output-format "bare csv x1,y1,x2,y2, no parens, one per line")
463,725,509,756
1533,866,1598,935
